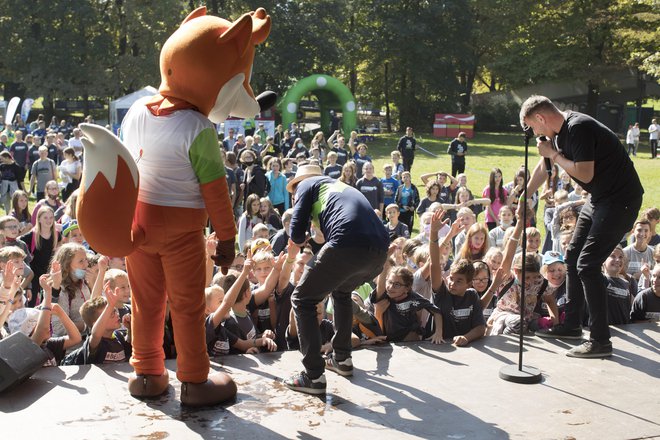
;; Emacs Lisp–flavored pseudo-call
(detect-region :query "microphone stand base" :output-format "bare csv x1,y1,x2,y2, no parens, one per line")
499,364,542,384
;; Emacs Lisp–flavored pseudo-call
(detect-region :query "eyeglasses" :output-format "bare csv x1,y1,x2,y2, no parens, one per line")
3,225,19,230
231,264,244,271
386,280,408,289
473,278,489,283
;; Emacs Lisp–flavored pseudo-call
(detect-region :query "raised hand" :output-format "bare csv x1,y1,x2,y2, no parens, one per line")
97,255,109,273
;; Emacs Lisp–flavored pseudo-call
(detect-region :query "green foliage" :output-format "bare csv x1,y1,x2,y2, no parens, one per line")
0,0,657,126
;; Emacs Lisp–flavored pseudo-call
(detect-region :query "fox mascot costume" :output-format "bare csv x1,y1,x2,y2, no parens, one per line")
76,7,273,406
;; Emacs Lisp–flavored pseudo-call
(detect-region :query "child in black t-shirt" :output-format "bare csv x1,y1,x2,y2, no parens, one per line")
385,203,410,241
370,246,444,343
603,246,636,325
64,286,131,365
223,256,278,353
429,209,485,346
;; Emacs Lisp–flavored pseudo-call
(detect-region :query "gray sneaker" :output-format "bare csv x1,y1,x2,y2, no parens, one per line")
325,355,354,377
566,340,612,359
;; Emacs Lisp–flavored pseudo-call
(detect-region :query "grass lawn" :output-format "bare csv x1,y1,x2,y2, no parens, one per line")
363,131,659,235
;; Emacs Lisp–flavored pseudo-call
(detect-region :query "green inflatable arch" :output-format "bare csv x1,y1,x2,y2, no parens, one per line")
279,74,357,138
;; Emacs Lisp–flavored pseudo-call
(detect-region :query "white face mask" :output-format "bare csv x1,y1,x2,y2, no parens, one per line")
501,220,513,228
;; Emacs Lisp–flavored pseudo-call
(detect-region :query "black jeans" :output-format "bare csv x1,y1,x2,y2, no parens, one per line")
451,160,465,177
402,156,414,172
651,139,658,159
292,245,386,379
563,196,641,343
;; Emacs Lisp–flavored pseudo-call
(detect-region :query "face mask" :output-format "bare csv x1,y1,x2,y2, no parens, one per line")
501,221,513,228
72,268,86,280
406,258,418,270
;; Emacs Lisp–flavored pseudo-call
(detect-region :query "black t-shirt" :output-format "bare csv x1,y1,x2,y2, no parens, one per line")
630,288,660,321
331,147,349,166
324,164,342,179
370,289,442,342
0,162,22,182
556,111,643,203
605,276,634,325
27,146,40,167
356,176,384,210
9,142,29,167
270,229,289,256
274,282,294,350
448,139,467,162
46,143,59,162
205,315,239,357
42,336,67,367
433,285,485,339
247,286,274,334
397,136,416,158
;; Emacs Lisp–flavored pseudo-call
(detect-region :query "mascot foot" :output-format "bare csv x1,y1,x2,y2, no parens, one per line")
128,371,170,398
180,372,237,407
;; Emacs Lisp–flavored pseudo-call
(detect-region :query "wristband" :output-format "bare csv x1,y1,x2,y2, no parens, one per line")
252,338,257,347
41,305,52,311
509,237,519,243
285,258,296,264
430,238,439,243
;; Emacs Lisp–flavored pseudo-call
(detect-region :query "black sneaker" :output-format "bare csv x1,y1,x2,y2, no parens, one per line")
566,340,612,358
325,355,354,377
283,372,327,395
535,324,583,340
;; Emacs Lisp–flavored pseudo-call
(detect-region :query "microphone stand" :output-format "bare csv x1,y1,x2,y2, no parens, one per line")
499,129,542,384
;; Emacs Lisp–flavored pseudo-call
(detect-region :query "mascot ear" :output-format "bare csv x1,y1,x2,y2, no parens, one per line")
249,8,272,45
217,13,252,58
182,6,207,25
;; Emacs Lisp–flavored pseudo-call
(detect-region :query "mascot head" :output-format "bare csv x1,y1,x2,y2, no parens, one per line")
158,7,271,123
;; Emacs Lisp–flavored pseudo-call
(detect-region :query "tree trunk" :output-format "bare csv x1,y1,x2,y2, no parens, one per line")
586,80,599,117
384,62,392,133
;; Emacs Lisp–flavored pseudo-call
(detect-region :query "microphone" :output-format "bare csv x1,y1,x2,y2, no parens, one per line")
539,135,553,177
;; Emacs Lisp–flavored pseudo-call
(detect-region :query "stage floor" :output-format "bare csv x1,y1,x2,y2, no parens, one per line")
1,323,659,439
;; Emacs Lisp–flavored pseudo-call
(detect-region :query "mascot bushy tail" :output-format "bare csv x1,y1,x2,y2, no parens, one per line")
76,124,141,257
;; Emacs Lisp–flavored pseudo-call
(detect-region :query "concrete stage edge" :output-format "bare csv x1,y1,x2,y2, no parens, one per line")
1,323,659,439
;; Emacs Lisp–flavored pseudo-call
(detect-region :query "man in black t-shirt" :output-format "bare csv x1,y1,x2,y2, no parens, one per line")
397,126,416,172
521,95,643,359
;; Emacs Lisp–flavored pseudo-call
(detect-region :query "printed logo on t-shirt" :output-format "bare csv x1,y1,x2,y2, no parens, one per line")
451,306,473,320
258,308,271,319
212,339,230,355
247,328,257,340
607,284,630,299
105,351,127,363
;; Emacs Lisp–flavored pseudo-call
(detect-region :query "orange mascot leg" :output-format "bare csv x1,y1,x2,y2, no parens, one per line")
127,201,209,383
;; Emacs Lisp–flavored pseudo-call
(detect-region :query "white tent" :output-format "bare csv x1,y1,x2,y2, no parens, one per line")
109,86,158,133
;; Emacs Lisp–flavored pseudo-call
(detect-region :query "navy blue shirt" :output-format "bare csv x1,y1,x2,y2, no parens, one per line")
290,176,389,250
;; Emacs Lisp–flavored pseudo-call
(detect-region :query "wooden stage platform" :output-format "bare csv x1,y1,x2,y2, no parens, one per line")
1,322,659,439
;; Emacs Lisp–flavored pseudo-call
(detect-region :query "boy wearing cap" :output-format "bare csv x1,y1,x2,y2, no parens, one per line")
539,251,568,329
284,165,389,395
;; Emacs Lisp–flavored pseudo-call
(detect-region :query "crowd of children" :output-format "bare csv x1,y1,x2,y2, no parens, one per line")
0,119,658,376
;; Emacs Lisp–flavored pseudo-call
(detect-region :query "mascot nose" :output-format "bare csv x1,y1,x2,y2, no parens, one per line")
256,91,277,112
